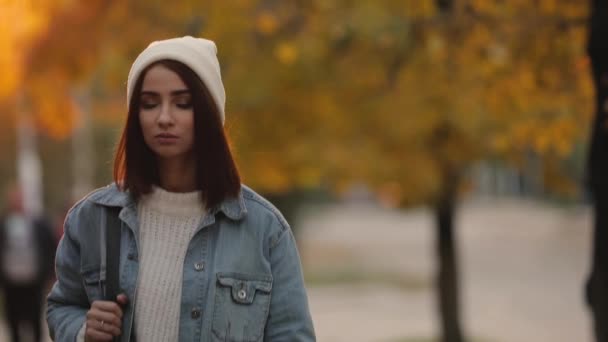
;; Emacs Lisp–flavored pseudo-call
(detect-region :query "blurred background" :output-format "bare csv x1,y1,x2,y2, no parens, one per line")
0,0,603,341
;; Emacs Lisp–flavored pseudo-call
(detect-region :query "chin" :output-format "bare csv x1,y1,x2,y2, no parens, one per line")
151,148,181,158
152,148,194,163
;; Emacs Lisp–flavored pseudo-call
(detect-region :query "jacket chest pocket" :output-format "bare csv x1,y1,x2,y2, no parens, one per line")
212,273,272,342
80,267,104,304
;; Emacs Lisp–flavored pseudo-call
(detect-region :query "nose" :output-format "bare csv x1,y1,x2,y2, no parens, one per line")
157,103,174,127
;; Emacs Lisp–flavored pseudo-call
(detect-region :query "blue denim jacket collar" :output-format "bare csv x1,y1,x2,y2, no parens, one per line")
87,183,248,221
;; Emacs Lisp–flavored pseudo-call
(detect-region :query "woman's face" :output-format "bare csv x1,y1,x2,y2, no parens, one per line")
139,64,195,165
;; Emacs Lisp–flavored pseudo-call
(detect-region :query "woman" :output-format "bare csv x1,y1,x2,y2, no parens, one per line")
46,36,315,342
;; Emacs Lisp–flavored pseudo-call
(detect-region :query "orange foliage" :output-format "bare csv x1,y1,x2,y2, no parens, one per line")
0,0,592,202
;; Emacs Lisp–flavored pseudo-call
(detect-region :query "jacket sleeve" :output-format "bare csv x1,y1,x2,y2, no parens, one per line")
46,209,89,342
264,225,316,341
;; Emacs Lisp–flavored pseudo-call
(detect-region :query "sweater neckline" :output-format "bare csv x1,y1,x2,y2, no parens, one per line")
138,185,205,217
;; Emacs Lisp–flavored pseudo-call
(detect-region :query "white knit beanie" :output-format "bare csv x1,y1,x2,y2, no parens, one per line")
127,36,226,124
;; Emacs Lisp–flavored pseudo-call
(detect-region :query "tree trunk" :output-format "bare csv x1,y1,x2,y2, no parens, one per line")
432,1,463,340
586,0,608,340
434,178,464,342
588,194,608,341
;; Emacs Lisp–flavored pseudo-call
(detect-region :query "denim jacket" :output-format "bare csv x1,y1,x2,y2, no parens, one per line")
46,183,315,342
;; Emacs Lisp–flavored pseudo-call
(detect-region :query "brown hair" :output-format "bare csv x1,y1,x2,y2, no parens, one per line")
113,60,241,209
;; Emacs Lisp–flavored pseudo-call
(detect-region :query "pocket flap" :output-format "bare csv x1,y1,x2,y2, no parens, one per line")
81,267,104,286
216,273,272,304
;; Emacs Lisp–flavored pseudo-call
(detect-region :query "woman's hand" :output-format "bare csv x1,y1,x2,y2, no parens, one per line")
85,294,129,341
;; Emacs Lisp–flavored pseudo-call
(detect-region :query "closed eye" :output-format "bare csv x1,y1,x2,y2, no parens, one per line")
174,94,192,109
140,102,158,110
140,92,159,110
176,102,193,109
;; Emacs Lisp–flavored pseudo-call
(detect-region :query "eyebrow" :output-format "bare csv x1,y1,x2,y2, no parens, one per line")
140,89,191,97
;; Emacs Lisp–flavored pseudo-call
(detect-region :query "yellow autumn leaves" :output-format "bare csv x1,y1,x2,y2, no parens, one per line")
255,11,298,65
0,0,593,206
0,0,54,99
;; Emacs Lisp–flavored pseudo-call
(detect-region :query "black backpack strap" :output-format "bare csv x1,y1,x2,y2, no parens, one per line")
105,207,122,342
105,207,121,301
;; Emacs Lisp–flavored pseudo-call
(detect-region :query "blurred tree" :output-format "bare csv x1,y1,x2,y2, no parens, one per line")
293,1,587,341
585,0,608,340
0,1,78,216
289,1,589,341
0,1,207,205
0,0,60,105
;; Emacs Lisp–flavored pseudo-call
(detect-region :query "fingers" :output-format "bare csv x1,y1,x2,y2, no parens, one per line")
92,300,124,319
85,300,124,340
85,318,121,338
87,309,122,329
116,293,129,306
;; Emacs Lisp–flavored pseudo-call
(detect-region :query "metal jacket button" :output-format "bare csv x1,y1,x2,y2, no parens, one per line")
194,261,204,271
238,289,247,300
191,308,201,319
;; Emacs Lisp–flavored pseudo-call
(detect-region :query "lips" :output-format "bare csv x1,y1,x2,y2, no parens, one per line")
156,133,178,138
155,133,178,144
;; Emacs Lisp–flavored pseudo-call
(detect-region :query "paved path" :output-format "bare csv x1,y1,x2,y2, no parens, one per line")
1,197,594,341
301,197,593,341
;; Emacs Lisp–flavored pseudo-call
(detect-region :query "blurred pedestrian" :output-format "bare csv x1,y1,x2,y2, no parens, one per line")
0,185,56,342
46,36,315,342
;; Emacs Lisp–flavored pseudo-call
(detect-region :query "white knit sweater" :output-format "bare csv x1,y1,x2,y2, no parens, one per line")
77,186,205,341
134,186,205,341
